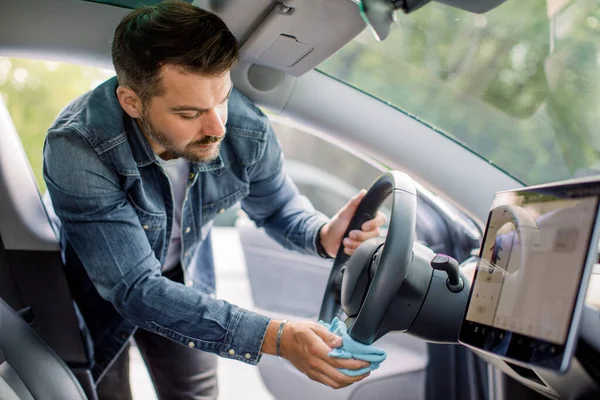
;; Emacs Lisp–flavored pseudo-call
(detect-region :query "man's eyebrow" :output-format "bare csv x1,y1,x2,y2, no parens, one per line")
169,83,233,113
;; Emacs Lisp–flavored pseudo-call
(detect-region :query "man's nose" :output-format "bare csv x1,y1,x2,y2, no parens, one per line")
201,108,226,138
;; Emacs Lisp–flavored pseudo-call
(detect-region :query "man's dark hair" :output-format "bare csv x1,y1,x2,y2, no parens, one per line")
111,0,239,103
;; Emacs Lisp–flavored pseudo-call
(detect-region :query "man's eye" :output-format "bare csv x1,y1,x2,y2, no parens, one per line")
180,113,199,120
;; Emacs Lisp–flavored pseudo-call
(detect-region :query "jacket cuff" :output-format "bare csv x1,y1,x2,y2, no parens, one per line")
315,223,334,259
309,215,331,258
220,308,271,365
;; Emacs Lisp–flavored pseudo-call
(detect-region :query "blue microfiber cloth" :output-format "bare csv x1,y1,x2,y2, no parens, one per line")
318,317,387,377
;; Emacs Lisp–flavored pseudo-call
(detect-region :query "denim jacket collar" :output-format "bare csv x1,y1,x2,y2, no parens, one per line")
123,115,156,167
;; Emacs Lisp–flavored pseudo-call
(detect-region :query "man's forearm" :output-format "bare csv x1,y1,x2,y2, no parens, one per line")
259,200,329,256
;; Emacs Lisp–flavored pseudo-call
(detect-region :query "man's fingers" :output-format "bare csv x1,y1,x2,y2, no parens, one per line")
361,212,387,231
348,229,380,242
311,325,343,349
342,237,360,250
342,236,368,256
302,338,362,388
374,211,387,228
343,225,383,255
298,323,372,390
337,190,367,220
352,189,367,204
316,360,370,388
328,356,370,371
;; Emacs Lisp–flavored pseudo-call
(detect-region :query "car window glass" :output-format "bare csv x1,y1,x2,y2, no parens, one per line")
0,57,115,192
319,0,600,185
269,115,393,225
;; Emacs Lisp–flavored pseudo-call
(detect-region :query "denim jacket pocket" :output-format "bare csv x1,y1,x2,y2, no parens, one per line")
202,187,248,226
130,202,167,249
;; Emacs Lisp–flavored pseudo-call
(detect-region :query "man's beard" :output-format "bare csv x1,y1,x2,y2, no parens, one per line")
138,109,223,163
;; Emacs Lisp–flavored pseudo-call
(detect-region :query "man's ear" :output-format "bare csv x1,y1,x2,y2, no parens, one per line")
116,86,143,118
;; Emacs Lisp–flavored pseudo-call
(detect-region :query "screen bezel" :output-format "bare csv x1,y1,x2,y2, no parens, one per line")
458,178,600,372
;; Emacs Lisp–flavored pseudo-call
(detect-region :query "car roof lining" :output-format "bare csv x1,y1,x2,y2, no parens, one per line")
0,0,365,77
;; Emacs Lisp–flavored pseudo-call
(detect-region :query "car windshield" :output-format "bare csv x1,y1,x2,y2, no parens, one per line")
320,0,600,185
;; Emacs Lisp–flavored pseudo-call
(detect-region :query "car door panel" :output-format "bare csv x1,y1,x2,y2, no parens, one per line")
238,221,329,318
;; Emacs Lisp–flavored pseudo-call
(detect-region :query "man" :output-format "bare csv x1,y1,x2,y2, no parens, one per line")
43,1,386,398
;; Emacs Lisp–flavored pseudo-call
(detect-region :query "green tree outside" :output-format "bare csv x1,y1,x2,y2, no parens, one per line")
0,57,114,192
320,0,600,184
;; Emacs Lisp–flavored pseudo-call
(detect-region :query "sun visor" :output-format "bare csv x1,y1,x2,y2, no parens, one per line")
258,35,314,67
240,0,366,76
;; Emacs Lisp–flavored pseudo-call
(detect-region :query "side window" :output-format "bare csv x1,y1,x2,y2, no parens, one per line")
220,116,395,228
269,116,482,261
269,116,392,224
0,57,115,192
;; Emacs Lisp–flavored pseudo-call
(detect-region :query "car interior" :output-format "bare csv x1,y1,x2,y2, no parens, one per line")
0,0,599,399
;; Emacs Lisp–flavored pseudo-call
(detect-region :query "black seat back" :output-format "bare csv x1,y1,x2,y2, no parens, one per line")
0,297,87,399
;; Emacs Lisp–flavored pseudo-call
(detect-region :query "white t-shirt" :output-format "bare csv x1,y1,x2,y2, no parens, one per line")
158,156,190,272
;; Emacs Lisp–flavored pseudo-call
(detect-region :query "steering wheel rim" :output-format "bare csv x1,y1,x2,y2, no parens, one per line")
318,171,417,345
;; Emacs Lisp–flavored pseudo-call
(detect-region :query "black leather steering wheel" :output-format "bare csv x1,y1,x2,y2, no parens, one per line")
318,171,417,345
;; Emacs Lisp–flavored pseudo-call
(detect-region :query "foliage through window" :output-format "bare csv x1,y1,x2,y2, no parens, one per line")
320,0,600,185
0,57,115,192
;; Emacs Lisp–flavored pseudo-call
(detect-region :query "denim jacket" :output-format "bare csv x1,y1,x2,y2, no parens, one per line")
43,77,329,372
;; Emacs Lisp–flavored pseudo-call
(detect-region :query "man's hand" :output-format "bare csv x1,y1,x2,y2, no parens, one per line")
261,320,371,389
319,190,387,257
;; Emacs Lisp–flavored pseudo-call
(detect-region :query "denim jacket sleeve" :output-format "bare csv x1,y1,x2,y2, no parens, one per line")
241,123,330,255
43,127,270,365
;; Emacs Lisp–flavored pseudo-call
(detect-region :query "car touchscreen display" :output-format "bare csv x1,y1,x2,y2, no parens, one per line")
459,181,600,371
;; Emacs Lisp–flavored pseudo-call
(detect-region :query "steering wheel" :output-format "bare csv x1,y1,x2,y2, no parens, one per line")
318,171,417,345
